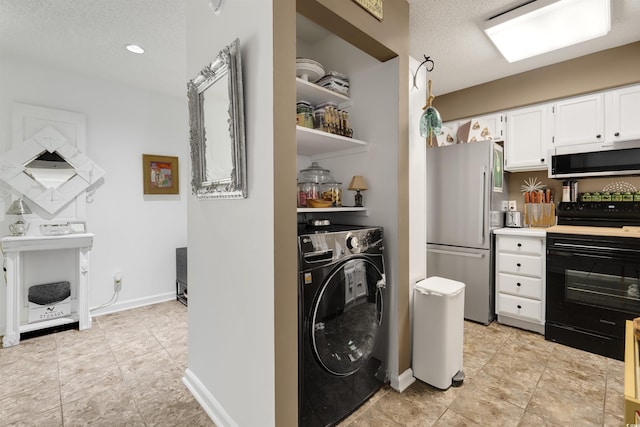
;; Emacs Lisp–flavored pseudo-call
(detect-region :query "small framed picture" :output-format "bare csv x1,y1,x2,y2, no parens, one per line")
142,154,179,195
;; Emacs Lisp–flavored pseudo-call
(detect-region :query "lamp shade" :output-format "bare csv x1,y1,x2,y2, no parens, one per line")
6,198,32,215
348,176,368,191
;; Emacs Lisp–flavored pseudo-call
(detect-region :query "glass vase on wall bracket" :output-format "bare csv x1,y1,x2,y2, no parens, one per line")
419,80,442,147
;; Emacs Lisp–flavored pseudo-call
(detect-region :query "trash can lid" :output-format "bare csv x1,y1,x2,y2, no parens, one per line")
415,276,465,296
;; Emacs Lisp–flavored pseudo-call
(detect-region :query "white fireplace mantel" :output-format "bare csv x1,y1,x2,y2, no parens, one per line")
1,233,94,347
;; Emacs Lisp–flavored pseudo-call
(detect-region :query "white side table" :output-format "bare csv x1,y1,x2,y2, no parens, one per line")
1,233,94,347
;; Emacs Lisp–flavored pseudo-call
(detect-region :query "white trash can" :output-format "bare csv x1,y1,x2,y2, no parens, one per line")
412,276,465,390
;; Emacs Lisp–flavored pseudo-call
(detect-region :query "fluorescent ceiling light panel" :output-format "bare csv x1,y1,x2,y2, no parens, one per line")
484,0,611,63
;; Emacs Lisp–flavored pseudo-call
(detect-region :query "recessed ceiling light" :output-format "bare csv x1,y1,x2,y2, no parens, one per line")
125,44,145,54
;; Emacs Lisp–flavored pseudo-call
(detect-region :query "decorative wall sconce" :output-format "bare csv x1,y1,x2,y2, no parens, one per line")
6,198,32,236
348,176,368,207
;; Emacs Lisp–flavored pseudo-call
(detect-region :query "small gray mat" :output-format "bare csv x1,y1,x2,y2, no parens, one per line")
28,281,71,305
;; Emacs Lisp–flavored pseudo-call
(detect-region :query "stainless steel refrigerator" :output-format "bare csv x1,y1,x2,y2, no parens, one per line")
426,140,506,324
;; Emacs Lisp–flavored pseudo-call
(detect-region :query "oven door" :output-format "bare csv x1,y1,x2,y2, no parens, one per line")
546,233,640,359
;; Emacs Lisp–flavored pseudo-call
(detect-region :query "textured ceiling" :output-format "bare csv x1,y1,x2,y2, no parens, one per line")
0,1,639,98
0,0,186,98
408,0,640,95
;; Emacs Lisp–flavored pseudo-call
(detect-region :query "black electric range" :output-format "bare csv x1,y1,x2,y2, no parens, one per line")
546,201,640,360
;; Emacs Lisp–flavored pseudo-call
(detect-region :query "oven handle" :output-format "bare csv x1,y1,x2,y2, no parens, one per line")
549,242,640,257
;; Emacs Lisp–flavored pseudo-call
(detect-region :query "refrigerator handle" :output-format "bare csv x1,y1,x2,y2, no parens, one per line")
479,166,487,245
428,248,485,259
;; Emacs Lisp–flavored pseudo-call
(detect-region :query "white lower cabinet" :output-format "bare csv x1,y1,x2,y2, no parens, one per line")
494,228,546,334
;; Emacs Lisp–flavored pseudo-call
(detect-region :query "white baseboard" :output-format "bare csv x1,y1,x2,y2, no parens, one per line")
0,292,177,336
390,368,416,392
183,368,238,427
90,292,176,317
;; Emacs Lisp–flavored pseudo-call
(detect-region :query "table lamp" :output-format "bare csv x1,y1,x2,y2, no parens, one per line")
6,198,32,236
348,175,368,207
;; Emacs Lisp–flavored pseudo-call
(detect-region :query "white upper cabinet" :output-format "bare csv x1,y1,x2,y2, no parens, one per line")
608,84,640,142
456,113,505,143
552,93,605,147
476,113,506,141
505,103,552,172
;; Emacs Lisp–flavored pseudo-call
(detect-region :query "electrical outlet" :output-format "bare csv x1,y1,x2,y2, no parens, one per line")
508,200,517,211
501,200,509,211
114,272,123,292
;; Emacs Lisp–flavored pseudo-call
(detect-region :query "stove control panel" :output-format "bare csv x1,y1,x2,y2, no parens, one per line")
557,202,640,227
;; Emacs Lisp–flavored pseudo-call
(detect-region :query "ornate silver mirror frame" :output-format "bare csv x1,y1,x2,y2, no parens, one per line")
188,38,247,199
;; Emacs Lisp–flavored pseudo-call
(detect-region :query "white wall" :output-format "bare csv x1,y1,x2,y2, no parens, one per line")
0,54,188,332
408,55,427,369
184,1,277,426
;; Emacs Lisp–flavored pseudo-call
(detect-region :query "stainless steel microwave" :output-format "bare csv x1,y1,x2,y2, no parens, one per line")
549,140,640,178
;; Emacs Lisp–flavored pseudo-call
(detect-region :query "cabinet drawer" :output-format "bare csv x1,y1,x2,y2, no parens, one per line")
497,235,542,255
497,253,542,277
497,273,543,299
498,293,543,322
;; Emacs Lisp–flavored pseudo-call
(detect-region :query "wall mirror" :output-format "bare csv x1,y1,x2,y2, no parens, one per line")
188,38,247,199
0,125,105,214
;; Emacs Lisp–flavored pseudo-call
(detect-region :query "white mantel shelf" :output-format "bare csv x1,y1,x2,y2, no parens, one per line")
1,233,94,252
1,233,94,347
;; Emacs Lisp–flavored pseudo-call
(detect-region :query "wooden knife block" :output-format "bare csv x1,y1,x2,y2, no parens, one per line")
524,203,556,227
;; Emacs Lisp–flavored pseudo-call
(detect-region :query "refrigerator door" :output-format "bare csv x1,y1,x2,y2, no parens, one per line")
427,141,493,250
426,243,495,324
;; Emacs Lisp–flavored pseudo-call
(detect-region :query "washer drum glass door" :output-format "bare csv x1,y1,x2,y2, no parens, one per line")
311,258,384,376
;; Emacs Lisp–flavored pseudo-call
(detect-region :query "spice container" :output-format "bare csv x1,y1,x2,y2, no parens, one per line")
612,192,622,202
296,100,314,129
601,192,611,201
623,192,634,202
581,192,592,202
313,102,337,133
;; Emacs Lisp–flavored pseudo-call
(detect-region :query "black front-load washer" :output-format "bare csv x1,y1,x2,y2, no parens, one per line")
298,223,387,426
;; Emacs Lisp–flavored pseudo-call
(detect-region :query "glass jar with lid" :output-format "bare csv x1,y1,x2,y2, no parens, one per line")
298,162,334,185
321,181,342,207
298,181,320,207
296,100,314,129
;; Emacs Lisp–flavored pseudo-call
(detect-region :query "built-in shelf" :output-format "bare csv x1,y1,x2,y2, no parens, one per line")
296,77,350,107
296,126,368,157
297,207,368,214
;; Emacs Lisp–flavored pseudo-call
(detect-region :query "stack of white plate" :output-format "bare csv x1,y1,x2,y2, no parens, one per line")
296,58,324,83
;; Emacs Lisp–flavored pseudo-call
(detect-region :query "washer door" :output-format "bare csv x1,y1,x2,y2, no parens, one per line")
311,257,384,376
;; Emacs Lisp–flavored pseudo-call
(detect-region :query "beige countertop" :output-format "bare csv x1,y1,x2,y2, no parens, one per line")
546,225,640,238
494,227,547,237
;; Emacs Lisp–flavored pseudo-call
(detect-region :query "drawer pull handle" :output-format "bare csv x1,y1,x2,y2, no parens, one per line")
516,263,521,267
516,282,521,287
517,243,522,247
517,305,522,309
